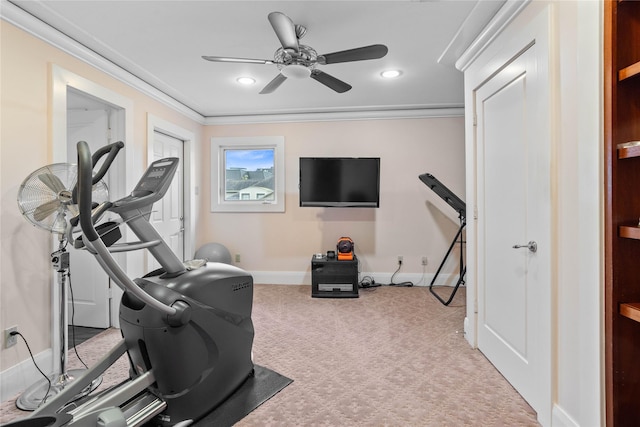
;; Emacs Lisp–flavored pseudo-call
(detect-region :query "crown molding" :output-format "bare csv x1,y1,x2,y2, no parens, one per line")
204,107,464,125
438,0,506,67
1,0,206,124
1,0,464,125
455,0,531,72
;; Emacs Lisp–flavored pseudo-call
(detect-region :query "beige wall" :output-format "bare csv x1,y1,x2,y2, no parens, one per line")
0,19,464,385
203,119,465,279
0,21,203,372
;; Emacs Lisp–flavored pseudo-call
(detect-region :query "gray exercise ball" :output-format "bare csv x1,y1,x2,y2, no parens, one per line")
195,242,232,264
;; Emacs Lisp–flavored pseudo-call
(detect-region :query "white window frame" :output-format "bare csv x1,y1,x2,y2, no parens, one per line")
211,136,285,212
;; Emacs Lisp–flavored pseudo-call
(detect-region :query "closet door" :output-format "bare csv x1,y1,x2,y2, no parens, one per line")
472,11,552,424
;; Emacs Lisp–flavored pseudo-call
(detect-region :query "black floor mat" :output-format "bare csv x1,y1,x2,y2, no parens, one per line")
193,365,292,426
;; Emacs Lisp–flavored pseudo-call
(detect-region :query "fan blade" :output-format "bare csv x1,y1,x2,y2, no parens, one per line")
268,12,299,53
319,44,389,65
51,210,68,235
38,173,66,194
33,199,62,222
260,73,288,94
67,204,79,218
310,70,352,93
202,56,274,65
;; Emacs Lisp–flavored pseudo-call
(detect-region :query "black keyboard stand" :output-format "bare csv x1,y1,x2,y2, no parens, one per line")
419,173,467,306
429,213,466,306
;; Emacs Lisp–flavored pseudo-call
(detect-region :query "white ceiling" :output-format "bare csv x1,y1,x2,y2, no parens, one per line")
5,0,506,120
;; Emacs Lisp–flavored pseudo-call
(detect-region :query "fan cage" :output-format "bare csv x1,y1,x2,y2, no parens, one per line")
17,163,108,234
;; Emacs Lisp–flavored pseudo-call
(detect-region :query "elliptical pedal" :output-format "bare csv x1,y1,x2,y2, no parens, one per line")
121,392,168,426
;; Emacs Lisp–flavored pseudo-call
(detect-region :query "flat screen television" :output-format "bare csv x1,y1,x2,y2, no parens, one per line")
299,157,380,207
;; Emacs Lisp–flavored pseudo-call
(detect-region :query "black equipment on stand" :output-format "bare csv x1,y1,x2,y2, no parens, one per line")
419,173,466,306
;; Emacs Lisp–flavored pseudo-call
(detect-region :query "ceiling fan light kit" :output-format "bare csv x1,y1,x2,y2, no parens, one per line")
202,11,388,94
281,64,311,79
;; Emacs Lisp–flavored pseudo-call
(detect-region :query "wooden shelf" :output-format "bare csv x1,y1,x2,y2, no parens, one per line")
619,225,640,239
618,141,640,159
620,303,640,323
619,61,640,81
605,0,640,424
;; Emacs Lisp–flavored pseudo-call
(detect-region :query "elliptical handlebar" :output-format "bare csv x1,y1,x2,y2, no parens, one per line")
72,140,124,204
76,141,178,318
91,140,125,184
77,142,99,243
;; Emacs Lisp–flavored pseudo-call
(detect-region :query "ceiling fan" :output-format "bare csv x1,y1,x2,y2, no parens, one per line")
202,11,388,94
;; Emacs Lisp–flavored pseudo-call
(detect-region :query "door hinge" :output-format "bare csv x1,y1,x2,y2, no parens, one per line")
473,113,477,127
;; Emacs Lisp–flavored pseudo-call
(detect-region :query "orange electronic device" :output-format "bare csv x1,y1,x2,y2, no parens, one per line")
337,237,354,260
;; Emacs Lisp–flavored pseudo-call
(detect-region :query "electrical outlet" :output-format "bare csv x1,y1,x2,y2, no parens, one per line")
421,256,428,266
4,326,18,349
397,255,403,264
235,254,241,263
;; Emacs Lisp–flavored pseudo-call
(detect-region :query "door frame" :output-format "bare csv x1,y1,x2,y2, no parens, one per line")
66,99,116,328
462,5,553,425
51,65,136,350
147,114,195,260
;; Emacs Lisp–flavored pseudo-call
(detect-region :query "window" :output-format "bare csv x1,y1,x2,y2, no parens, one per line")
211,136,285,212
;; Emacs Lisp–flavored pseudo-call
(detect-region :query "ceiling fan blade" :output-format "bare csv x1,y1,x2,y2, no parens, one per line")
310,70,352,93
33,199,62,222
260,73,288,94
38,173,66,194
319,44,389,65
268,12,299,53
202,56,274,65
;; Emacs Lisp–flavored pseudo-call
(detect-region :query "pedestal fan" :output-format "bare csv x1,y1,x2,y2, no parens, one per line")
16,162,108,410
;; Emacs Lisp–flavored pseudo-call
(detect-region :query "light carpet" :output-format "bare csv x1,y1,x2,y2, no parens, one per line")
1,284,539,426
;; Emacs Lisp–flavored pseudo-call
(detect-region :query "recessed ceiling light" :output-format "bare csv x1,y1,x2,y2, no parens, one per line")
236,77,256,85
381,70,402,79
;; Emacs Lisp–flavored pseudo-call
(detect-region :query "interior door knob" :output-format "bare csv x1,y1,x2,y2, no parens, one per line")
512,241,537,253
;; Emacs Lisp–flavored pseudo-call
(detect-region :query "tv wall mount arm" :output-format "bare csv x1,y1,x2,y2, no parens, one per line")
419,173,466,306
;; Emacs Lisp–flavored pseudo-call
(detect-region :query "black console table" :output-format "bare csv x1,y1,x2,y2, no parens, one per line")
311,255,359,298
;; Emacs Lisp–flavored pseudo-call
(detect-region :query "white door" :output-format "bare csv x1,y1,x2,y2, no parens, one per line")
67,108,111,328
475,44,550,418
146,131,184,273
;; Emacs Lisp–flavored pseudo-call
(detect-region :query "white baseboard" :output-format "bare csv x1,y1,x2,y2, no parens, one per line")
0,348,52,403
251,270,460,287
552,404,580,427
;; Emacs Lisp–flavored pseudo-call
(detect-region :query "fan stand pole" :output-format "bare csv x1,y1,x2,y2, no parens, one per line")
16,239,102,411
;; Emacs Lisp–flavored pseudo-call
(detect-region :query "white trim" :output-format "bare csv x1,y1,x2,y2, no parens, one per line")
0,348,52,403
211,137,285,213
51,65,135,331
464,4,553,425
552,404,580,427
455,0,531,72
1,2,463,124
251,270,459,288
438,0,507,66
147,115,196,259
205,107,464,125
0,0,204,124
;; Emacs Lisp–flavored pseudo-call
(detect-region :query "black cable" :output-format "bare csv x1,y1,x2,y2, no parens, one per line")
12,331,52,406
359,275,380,289
389,260,413,287
67,271,88,369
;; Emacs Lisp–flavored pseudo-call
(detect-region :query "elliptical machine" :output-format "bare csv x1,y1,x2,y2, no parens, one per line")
9,141,254,426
